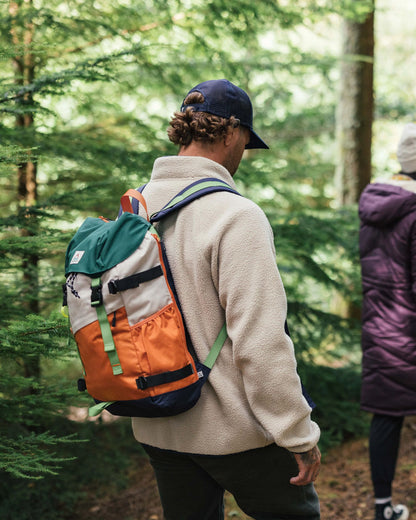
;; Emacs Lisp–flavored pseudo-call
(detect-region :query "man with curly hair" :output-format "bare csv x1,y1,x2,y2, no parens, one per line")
132,79,321,520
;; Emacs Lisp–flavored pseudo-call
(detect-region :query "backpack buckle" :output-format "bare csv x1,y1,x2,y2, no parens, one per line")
108,279,118,294
136,376,148,390
91,282,103,307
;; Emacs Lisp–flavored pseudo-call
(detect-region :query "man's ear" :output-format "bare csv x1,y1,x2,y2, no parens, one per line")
224,126,236,147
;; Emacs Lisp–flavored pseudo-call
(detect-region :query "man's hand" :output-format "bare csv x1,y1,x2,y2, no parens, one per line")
290,445,321,486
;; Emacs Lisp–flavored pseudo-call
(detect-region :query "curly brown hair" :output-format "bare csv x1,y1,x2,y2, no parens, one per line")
167,92,240,147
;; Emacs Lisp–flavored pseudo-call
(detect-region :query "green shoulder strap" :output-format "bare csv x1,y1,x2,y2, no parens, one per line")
160,180,233,212
204,324,227,369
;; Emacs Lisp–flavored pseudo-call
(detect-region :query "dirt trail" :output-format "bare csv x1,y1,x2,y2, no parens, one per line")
315,417,416,519
76,417,416,520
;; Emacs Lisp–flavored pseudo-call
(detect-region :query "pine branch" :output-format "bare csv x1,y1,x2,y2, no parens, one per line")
0,44,142,105
0,314,72,359
0,432,79,479
51,12,187,58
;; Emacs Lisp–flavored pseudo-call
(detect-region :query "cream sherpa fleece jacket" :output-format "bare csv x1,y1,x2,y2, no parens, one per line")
132,155,320,455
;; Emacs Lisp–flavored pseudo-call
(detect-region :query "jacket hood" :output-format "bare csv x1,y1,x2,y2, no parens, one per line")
359,182,416,227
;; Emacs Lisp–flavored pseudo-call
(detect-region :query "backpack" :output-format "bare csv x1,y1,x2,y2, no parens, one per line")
63,178,240,418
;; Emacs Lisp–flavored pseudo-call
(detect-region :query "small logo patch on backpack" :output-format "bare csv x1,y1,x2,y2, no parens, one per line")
70,250,85,264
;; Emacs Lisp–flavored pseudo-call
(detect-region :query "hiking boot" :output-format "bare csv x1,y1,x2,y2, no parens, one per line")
375,503,409,520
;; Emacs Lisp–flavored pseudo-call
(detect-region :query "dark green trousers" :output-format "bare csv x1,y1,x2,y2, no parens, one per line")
141,442,320,520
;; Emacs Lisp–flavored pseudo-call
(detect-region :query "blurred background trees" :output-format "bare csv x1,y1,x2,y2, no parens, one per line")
0,0,414,517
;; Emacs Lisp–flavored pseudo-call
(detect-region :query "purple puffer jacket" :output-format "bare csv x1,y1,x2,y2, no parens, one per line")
359,181,416,416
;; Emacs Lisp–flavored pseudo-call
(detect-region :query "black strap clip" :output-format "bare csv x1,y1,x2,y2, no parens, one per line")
91,282,103,307
136,376,148,390
108,279,118,295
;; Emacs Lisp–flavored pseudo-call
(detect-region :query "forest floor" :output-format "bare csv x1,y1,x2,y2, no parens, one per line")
75,417,416,520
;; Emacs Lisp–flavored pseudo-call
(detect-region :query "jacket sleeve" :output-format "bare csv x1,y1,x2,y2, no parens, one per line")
216,200,320,453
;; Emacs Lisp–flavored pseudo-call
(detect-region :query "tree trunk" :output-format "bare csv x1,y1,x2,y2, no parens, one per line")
10,0,40,381
334,6,375,321
335,6,375,206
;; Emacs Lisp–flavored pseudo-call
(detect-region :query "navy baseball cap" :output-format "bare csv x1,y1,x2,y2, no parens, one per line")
180,79,269,150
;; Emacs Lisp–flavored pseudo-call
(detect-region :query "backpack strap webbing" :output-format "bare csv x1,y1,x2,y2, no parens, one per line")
150,178,240,222
91,277,123,376
136,363,194,390
204,323,227,369
108,265,163,294
120,188,149,218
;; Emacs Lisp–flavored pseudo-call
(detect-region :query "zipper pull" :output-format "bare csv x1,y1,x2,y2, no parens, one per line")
112,311,116,327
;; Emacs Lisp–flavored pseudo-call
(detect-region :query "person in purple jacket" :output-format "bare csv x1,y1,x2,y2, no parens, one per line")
358,123,416,520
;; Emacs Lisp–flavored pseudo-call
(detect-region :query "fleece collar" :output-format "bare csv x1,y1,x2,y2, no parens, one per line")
150,155,238,190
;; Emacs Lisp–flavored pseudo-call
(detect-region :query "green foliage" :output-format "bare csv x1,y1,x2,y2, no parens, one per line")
301,363,370,454
0,431,78,480
0,312,78,479
0,418,144,520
